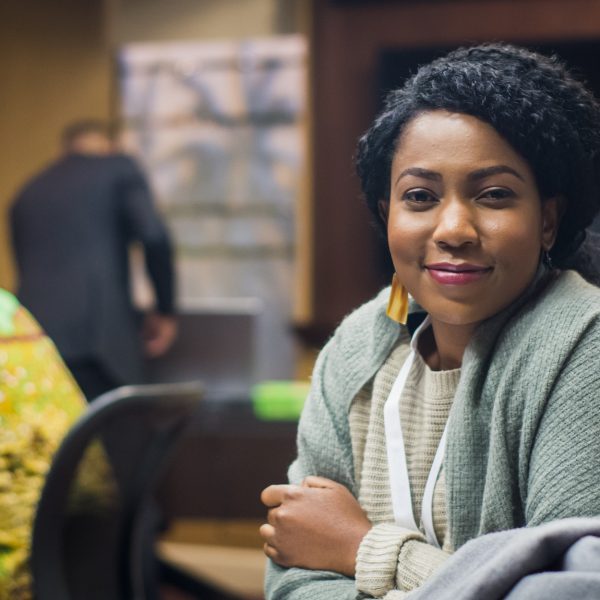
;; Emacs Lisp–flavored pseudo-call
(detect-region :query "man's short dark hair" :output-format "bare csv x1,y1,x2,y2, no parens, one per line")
61,119,111,147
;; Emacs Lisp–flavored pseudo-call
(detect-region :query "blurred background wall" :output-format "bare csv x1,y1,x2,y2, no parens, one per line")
0,0,303,291
4,0,600,345
0,0,112,289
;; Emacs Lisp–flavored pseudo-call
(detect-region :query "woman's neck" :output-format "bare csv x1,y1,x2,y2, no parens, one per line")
418,318,479,371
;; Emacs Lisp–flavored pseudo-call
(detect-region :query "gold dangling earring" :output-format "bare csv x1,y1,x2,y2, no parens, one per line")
386,273,409,325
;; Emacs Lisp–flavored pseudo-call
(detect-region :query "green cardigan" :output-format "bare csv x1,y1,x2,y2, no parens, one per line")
265,270,600,599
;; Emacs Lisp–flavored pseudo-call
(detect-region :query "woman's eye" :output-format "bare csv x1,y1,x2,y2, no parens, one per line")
478,188,515,203
403,189,437,205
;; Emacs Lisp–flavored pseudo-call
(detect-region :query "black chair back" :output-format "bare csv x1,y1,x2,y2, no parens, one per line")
32,382,203,600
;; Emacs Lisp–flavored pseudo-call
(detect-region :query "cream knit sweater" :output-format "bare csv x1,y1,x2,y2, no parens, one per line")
351,336,459,597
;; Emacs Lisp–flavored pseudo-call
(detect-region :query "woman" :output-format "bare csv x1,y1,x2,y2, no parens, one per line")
260,44,600,599
0,289,85,598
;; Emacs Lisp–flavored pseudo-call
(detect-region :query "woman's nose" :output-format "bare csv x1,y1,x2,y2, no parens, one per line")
432,198,479,249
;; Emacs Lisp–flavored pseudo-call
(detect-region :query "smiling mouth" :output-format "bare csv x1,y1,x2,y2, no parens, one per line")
425,263,493,285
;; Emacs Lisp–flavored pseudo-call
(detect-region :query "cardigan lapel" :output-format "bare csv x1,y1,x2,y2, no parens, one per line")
445,265,554,548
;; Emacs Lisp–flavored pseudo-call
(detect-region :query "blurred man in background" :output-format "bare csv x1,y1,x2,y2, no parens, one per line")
10,120,177,400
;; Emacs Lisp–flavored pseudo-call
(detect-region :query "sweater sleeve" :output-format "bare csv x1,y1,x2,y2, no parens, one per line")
264,290,401,600
264,334,362,599
526,321,600,525
265,562,359,600
356,524,450,597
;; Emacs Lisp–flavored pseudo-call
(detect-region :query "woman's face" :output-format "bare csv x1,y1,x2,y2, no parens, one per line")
383,110,560,327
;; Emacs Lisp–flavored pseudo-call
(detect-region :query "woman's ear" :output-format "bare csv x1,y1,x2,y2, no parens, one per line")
541,196,564,251
377,199,389,226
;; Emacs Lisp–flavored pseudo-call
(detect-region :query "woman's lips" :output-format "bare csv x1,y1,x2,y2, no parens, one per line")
425,262,492,285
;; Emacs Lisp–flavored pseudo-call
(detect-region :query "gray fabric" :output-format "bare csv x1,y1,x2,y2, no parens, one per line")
265,269,600,599
407,518,600,600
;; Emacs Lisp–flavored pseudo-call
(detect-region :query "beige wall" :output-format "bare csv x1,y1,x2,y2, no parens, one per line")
112,0,298,43
0,0,112,290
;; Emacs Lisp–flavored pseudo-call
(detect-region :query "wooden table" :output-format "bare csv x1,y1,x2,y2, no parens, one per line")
158,518,267,598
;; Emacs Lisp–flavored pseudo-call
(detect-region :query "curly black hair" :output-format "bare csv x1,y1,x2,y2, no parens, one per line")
356,43,600,268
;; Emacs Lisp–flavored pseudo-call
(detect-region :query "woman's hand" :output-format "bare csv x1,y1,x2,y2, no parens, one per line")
259,476,372,577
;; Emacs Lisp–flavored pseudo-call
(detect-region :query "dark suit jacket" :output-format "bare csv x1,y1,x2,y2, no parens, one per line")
11,153,175,384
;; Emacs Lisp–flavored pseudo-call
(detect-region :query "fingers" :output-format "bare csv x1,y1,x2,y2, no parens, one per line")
302,475,339,489
262,479,337,506
260,524,286,565
142,314,178,358
263,542,276,559
261,483,300,507
259,522,276,542
261,484,287,507
266,506,278,526
263,542,285,565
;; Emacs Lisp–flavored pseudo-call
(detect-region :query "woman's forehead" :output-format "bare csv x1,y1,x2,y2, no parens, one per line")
392,110,535,181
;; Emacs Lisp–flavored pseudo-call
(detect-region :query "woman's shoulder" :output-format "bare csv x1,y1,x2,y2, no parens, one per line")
314,287,406,398
0,290,43,339
0,290,42,338
334,287,391,334
0,289,19,336
538,269,600,323
554,268,600,298
326,286,409,358
331,286,425,339
506,270,600,351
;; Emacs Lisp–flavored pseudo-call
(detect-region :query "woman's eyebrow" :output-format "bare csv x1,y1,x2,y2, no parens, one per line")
468,165,525,182
394,167,442,186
